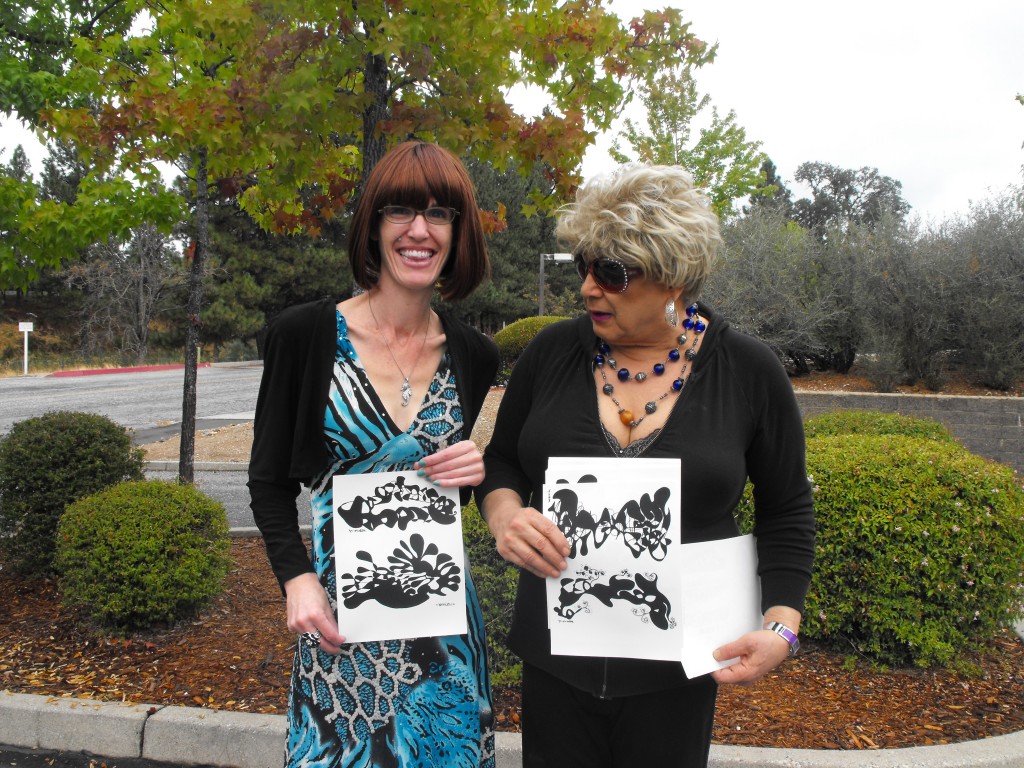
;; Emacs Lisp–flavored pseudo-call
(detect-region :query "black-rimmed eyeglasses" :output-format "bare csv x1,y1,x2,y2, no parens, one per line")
379,205,459,225
573,253,642,293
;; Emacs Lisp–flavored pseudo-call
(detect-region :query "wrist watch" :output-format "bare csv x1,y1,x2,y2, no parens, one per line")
766,621,800,656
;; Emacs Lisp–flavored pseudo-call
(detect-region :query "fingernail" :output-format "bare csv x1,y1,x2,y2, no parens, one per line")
416,469,426,477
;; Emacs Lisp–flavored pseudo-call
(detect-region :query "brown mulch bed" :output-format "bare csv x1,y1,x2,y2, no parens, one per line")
3,369,1023,750
2,537,1023,749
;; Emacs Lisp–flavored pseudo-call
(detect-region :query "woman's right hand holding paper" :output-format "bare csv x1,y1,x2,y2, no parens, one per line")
483,489,570,579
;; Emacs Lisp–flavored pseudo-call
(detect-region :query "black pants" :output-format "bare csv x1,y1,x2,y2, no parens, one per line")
521,662,718,768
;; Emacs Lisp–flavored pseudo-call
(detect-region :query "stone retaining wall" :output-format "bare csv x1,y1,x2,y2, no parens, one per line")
795,392,1024,476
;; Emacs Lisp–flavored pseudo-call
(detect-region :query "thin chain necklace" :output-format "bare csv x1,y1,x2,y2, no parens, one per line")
367,295,431,407
594,304,706,429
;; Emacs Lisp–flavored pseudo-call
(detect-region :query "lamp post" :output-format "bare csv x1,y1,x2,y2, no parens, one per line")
538,252,573,315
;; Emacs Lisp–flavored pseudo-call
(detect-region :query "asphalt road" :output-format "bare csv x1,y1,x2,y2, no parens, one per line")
0,745,196,768
0,362,264,439
0,361,297,531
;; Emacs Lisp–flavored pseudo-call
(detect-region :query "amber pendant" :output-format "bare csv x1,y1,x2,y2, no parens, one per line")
618,409,634,427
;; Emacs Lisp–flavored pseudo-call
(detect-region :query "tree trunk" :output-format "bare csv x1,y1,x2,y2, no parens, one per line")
179,146,209,483
361,52,390,180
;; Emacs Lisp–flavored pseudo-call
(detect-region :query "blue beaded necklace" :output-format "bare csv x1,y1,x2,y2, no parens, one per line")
594,304,706,429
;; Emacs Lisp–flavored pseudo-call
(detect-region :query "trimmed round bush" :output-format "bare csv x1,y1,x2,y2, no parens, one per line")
804,409,956,442
803,434,1024,667
55,479,231,633
494,315,567,373
0,410,144,575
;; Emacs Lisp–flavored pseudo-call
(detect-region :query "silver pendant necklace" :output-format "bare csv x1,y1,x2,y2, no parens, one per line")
368,296,430,407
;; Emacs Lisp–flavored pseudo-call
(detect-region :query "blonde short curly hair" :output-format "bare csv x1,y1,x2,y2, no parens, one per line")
555,164,722,302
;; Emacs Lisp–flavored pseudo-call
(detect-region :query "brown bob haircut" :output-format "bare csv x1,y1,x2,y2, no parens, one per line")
347,141,490,302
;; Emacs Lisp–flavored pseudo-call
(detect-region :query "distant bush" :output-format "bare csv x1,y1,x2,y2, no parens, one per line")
0,411,144,575
463,500,520,684
803,434,1024,667
56,480,231,633
803,410,955,442
217,338,259,363
494,316,567,376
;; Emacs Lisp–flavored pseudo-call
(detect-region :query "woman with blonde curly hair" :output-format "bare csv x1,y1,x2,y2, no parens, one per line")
478,164,815,767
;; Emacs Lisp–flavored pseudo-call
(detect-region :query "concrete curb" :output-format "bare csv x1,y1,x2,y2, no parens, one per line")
707,734,1024,767
3,690,1023,768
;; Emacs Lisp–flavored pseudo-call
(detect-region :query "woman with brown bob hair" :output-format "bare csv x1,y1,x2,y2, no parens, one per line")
249,140,499,767
348,140,490,301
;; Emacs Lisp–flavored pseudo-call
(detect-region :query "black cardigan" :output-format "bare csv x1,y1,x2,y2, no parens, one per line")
478,309,815,697
248,298,499,589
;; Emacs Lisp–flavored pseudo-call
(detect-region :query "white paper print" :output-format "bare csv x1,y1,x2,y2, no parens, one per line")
679,533,762,678
544,458,683,661
332,472,467,642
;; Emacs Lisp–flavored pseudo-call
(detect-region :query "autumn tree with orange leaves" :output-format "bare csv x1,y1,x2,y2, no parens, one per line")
1,0,713,480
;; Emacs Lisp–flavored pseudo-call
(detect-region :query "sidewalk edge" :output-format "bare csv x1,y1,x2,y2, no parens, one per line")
3,691,1024,768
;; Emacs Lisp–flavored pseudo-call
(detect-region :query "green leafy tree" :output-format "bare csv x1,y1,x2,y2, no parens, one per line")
453,157,559,331
792,162,911,234
3,145,32,183
0,145,36,290
744,158,793,217
199,199,349,358
941,187,1024,389
610,64,765,218
704,207,821,373
40,139,86,206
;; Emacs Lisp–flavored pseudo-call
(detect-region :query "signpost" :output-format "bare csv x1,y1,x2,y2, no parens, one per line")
18,322,33,375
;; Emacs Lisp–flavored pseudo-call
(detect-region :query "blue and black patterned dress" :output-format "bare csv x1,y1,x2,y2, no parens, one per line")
286,311,495,768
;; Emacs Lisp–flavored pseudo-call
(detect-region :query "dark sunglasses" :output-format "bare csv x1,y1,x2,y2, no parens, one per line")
573,253,642,293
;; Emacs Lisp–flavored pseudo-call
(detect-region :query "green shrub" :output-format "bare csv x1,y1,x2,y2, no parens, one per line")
463,499,521,685
804,410,955,442
494,316,567,374
803,434,1024,667
0,411,144,575
56,479,231,633
731,412,1024,668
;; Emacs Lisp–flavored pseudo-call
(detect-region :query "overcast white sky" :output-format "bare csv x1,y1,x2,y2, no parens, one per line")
2,0,1022,222
579,0,1024,222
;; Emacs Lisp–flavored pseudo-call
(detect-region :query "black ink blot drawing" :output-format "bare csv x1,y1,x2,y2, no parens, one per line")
340,533,461,609
547,486,672,561
553,565,676,630
336,475,457,530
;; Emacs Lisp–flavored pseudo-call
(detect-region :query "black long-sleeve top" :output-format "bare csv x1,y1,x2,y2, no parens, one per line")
477,307,815,697
248,297,499,591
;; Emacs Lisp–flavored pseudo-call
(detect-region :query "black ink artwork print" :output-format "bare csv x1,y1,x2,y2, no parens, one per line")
553,565,676,630
340,533,461,609
336,475,457,530
547,486,672,561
